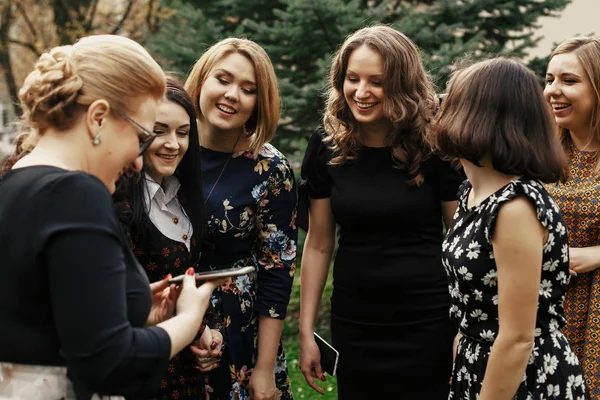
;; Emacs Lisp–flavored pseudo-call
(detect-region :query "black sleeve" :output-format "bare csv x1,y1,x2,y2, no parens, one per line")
425,154,465,202
42,174,171,396
297,127,332,231
300,126,332,199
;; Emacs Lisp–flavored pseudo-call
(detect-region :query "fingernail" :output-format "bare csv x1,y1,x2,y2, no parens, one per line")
187,267,195,276
210,341,217,350
218,351,223,357
163,274,172,280
573,273,578,277
320,375,325,381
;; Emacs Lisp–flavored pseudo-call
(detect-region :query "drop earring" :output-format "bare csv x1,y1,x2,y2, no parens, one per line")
92,131,103,146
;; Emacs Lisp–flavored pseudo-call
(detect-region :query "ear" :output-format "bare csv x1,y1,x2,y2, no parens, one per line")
85,99,111,139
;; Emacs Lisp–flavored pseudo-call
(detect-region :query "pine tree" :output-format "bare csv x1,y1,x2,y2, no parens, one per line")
147,0,572,154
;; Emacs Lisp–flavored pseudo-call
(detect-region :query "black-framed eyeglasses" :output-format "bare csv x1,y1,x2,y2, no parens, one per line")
119,111,157,156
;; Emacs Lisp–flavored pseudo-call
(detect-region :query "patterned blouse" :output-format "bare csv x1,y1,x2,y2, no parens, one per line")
545,144,600,397
199,143,297,400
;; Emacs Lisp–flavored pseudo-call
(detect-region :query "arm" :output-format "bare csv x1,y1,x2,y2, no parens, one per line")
569,246,600,274
250,158,297,399
46,176,215,396
442,200,458,231
478,197,545,400
299,198,336,394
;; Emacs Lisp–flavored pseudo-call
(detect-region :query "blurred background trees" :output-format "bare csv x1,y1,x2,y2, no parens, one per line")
0,0,574,159
144,0,570,157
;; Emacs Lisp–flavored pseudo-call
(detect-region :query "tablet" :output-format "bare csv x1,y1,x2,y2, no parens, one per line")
314,332,339,376
168,266,256,284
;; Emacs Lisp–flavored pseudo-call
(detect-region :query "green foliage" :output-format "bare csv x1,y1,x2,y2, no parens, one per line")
148,0,570,153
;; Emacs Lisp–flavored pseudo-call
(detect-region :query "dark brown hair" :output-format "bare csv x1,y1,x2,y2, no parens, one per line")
323,25,438,185
428,57,567,183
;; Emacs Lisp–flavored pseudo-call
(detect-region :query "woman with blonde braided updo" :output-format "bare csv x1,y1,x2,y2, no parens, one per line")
0,35,221,399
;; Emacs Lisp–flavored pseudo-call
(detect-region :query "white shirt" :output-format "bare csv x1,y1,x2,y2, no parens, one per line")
143,173,193,252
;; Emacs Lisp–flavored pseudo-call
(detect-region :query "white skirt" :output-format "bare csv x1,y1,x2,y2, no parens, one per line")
0,363,123,400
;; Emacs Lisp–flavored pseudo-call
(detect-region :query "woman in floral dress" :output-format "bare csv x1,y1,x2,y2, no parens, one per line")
543,36,600,397
184,38,297,400
428,57,588,399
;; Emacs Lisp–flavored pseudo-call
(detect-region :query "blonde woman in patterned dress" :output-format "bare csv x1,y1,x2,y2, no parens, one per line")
544,36,600,397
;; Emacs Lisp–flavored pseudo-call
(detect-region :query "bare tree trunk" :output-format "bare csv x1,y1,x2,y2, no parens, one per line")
0,1,20,116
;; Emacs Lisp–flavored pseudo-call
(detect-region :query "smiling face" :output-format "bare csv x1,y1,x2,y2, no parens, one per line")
143,99,190,185
544,52,595,137
198,52,258,134
343,45,386,128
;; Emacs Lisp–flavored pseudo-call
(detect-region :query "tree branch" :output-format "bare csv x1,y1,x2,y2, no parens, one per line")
84,0,99,32
8,38,41,57
14,1,38,41
111,0,134,35
0,0,22,116
311,1,335,51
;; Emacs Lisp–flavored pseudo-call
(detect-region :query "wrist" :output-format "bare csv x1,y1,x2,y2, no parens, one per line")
300,327,315,340
254,357,276,371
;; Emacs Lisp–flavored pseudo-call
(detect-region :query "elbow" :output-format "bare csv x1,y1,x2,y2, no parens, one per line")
497,331,535,353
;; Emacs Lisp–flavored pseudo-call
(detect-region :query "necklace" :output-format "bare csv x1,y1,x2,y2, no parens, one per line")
202,130,244,205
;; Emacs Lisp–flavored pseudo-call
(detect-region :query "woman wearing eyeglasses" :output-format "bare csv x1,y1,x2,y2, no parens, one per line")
0,35,220,399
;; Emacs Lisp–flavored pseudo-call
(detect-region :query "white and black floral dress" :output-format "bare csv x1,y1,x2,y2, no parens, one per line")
443,178,589,400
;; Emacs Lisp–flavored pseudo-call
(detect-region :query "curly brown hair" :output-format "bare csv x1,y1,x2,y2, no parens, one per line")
322,25,438,185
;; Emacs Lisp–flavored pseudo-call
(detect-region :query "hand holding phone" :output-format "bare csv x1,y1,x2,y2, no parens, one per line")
168,266,255,284
313,332,339,376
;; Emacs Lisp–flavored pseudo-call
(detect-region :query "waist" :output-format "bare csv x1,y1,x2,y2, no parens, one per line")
0,363,125,400
460,325,562,345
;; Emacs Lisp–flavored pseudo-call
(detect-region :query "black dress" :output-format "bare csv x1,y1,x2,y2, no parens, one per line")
301,128,463,399
444,178,588,399
0,166,171,398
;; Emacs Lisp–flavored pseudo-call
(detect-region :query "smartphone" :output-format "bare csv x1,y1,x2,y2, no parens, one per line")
168,266,256,284
314,332,339,376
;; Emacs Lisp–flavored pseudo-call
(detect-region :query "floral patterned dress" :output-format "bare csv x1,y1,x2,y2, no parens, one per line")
443,178,588,399
545,145,600,398
115,192,205,400
199,143,297,400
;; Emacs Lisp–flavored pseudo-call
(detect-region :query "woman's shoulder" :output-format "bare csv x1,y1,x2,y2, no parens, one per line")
5,166,109,199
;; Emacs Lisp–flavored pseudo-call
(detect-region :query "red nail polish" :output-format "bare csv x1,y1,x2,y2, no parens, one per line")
210,341,217,350
163,274,172,280
187,267,194,276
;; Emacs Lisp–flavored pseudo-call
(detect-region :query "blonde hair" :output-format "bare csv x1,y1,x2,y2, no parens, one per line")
184,38,280,158
18,34,166,152
549,36,600,171
323,25,438,185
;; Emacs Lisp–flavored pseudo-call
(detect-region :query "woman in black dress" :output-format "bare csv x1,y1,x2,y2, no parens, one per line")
299,25,462,399
427,57,588,399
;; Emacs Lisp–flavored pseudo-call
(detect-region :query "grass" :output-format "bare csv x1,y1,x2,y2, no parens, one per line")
283,230,338,399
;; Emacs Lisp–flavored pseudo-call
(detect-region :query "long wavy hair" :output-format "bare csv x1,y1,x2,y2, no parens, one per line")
548,36,600,172
114,77,204,241
323,25,438,185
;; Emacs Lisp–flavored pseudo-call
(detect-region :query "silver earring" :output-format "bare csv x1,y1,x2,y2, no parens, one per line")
92,132,102,146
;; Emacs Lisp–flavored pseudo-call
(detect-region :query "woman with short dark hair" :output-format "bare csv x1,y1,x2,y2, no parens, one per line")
428,57,587,399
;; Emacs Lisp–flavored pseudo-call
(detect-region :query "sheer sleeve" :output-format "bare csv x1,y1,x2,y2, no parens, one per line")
297,127,332,230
